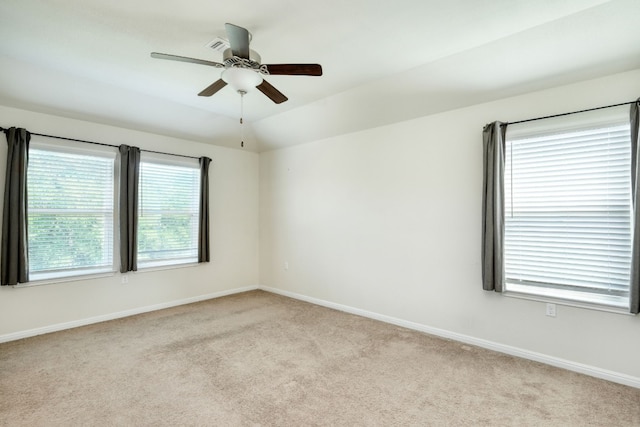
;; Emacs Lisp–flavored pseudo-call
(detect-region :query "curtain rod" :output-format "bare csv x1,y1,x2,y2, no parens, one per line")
0,127,200,160
502,99,639,127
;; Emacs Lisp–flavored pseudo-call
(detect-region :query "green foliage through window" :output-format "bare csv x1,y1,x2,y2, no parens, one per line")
27,145,115,275
25,142,201,279
137,157,200,266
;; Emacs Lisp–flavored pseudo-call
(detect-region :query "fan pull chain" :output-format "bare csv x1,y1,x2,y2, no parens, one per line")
240,90,245,148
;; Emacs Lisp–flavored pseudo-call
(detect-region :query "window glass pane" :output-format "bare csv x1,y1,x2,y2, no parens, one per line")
504,121,632,308
27,144,116,277
137,155,200,267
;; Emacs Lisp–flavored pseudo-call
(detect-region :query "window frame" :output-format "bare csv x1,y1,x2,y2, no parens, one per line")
136,151,201,270
502,108,633,311
26,138,119,283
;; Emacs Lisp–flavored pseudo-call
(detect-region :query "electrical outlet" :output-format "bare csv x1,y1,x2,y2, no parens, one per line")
284,261,289,271
121,275,128,284
545,303,556,317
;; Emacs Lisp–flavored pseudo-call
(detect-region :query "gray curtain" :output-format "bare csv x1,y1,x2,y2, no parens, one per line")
119,144,140,273
198,157,211,263
629,99,640,314
481,121,507,292
1,127,30,286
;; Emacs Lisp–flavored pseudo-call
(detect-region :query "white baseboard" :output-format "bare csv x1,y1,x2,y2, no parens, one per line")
0,285,259,344
259,285,640,389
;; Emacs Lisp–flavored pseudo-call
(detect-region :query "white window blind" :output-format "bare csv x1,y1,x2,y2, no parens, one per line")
504,122,632,307
27,143,116,279
137,155,200,268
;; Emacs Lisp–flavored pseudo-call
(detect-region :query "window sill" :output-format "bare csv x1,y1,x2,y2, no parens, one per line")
10,260,202,289
135,260,200,273
15,270,116,288
503,288,632,316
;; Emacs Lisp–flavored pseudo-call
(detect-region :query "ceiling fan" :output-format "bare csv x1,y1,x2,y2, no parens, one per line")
151,23,323,104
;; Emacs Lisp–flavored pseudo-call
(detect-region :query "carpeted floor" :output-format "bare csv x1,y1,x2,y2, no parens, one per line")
1,290,639,426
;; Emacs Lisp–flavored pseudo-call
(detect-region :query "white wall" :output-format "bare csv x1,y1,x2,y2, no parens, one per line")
259,69,640,382
0,105,259,339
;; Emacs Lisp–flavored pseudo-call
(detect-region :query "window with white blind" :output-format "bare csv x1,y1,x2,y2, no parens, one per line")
137,153,200,268
27,141,117,280
504,113,632,309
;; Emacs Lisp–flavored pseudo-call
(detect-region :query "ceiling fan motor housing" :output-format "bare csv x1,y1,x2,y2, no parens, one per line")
223,48,262,70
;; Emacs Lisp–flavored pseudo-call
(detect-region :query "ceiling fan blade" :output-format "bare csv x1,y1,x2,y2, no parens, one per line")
225,23,250,59
256,79,288,104
198,79,227,97
264,64,323,76
151,52,224,68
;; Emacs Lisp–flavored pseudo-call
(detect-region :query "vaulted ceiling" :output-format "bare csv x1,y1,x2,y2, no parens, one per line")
1,0,639,151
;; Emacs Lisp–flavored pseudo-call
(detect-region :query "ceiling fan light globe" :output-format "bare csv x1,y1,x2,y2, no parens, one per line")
221,68,263,93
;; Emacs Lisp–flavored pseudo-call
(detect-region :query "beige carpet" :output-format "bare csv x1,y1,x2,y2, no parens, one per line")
1,290,638,426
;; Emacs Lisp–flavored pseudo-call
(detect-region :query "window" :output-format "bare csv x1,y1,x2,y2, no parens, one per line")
3,134,207,286
27,141,117,280
137,153,200,268
504,110,632,309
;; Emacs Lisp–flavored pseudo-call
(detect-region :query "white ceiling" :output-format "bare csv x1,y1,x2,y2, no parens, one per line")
1,0,639,152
